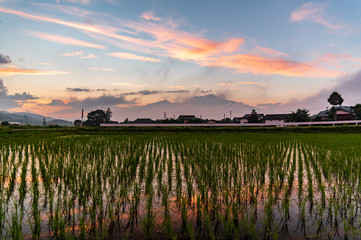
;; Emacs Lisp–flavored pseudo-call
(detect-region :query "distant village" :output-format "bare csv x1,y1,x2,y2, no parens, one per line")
121,105,355,125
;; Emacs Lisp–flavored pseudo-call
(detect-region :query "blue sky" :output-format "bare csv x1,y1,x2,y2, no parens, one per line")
0,0,361,120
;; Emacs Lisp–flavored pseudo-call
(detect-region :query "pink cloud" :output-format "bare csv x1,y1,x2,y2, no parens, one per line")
290,2,345,30
81,54,97,59
26,31,106,49
0,6,350,78
62,51,83,56
108,52,161,63
142,11,162,22
90,67,114,71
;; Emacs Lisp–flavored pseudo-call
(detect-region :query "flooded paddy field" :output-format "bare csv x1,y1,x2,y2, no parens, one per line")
1,132,361,239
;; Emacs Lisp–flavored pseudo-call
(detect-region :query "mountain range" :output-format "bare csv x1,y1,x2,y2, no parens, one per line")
0,111,72,126
117,94,256,121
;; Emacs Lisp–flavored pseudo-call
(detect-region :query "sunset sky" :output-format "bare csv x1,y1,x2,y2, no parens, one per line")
1,0,361,120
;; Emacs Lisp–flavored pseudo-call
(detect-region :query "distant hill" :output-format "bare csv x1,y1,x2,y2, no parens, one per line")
117,94,255,121
0,111,72,126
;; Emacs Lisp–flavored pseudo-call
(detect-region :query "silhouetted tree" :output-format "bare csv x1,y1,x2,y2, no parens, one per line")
248,109,259,123
74,119,82,127
288,108,310,122
1,121,9,126
351,104,361,120
328,92,344,120
85,109,112,126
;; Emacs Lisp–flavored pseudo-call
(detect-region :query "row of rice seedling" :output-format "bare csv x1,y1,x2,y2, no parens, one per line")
1,133,361,239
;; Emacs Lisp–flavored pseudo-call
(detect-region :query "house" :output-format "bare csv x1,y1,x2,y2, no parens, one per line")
264,114,289,124
313,106,354,121
133,118,154,123
234,114,264,124
178,115,196,122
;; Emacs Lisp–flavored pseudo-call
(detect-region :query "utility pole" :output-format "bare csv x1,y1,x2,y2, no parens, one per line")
230,111,232,119
164,112,166,119
80,109,84,128
224,113,226,119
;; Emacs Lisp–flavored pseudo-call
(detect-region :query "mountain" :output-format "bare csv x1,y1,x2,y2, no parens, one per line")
116,94,255,121
0,111,72,126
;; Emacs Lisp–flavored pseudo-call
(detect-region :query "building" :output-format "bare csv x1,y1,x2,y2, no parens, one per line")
178,115,196,122
234,114,264,124
313,106,354,121
264,114,289,124
133,118,154,123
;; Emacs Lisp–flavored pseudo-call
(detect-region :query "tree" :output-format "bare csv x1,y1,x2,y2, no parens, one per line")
85,109,112,127
1,121,9,126
327,92,344,120
351,104,361,120
288,108,310,122
105,108,112,122
248,109,259,123
74,119,82,127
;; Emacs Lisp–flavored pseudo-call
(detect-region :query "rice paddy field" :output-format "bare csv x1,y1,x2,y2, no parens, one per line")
1,131,361,239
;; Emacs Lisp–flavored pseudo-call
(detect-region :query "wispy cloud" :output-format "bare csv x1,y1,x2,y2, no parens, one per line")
0,67,68,76
80,54,97,58
90,67,114,71
290,2,345,30
142,11,162,22
26,31,106,49
66,87,107,92
108,52,161,63
39,62,53,65
62,51,83,56
0,6,351,78
55,0,91,5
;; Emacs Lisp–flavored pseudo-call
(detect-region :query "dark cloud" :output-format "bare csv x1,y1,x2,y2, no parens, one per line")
122,90,189,96
257,102,282,108
67,88,109,92
0,79,38,109
0,54,11,64
201,90,212,94
47,99,67,106
62,95,135,109
67,87,91,92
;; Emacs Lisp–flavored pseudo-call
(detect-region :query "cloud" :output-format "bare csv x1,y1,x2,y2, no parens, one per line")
142,11,162,22
80,54,97,58
66,87,108,92
26,31,106,49
67,87,91,92
0,54,11,64
0,6,350,78
39,62,53,65
89,67,114,71
68,94,135,108
0,67,68,76
290,2,345,30
257,102,282,108
62,51,83,56
108,52,161,63
0,79,38,109
47,99,67,106
122,90,189,96
55,0,91,5
205,54,342,78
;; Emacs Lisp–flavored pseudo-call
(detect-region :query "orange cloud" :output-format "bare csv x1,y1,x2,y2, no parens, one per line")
0,67,68,76
204,54,343,78
108,52,161,62
26,31,106,49
0,6,348,78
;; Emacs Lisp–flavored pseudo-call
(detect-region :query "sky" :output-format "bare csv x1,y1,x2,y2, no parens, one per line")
1,0,361,121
